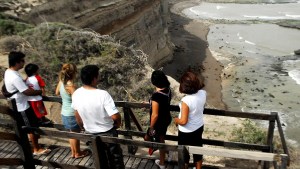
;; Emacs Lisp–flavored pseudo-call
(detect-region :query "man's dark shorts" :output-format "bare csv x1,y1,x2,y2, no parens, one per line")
16,106,39,128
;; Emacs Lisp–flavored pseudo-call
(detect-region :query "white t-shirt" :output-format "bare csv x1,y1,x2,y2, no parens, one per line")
178,90,206,133
25,75,42,101
71,87,119,133
4,69,29,112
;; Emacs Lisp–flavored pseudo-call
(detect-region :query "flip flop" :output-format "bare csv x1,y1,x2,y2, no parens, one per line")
75,150,90,159
33,148,51,156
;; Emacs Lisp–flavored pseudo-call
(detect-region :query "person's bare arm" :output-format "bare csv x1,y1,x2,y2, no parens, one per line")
75,110,84,130
111,113,122,128
65,83,76,95
22,88,42,96
55,81,61,96
174,102,189,125
150,101,159,129
41,87,46,96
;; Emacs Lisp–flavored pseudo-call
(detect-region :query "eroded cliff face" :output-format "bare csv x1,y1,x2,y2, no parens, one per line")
19,0,173,67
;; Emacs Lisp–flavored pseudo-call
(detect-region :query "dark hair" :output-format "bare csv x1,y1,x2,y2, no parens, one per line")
179,71,204,94
8,51,25,67
81,65,99,85
25,63,39,77
151,70,170,88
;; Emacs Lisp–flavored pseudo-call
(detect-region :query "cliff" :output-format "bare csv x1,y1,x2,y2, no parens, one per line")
15,0,173,67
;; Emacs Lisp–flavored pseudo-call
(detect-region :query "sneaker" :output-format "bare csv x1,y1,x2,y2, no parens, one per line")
155,159,165,169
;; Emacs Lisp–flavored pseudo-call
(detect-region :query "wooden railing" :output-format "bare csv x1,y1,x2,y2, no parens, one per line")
0,95,290,168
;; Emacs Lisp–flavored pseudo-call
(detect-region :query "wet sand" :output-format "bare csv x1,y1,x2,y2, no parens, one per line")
164,0,226,109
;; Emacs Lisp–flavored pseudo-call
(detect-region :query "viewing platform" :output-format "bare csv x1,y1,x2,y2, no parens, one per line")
0,96,289,169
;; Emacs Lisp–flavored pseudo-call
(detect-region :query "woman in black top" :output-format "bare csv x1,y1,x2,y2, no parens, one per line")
145,70,172,169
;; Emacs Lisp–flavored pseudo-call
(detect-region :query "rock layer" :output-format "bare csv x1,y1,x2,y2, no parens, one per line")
20,0,173,67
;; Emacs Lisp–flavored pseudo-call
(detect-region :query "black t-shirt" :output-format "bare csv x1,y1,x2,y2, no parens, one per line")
149,88,172,132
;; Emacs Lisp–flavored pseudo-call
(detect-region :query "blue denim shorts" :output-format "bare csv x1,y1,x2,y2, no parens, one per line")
61,115,80,132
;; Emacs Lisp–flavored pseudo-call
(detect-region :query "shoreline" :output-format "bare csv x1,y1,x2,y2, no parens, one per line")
165,0,226,110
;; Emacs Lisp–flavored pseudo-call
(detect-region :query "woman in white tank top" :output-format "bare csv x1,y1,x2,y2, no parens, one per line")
174,71,206,169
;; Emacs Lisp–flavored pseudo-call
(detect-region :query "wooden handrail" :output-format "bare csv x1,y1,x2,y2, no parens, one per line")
40,96,277,120
0,95,290,168
188,146,278,161
23,126,179,151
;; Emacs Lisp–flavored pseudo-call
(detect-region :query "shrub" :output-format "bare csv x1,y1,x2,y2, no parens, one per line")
1,22,150,101
230,119,267,145
0,14,33,36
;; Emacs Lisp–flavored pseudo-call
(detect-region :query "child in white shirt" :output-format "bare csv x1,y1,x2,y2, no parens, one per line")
25,63,49,124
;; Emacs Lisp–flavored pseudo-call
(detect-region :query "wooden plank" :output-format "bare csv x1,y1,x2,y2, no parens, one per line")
187,146,277,161
123,156,129,165
0,141,15,158
23,127,91,142
137,158,148,169
280,154,288,169
0,141,10,154
131,157,142,169
66,154,76,165
203,109,276,120
9,143,21,159
42,96,62,103
4,142,19,158
114,101,275,121
125,156,135,168
0,140,6,147
128,108,143,131
54,147,68,163
85,153,94,167
117,130,270,151
78,152,92,166
41,148,59,162
144,159,154,169
60,149,72,164
72,153,86,166
0,132,17,141
49,147,65,162
275,113,290,165
22,98,278,121
0,158,23,165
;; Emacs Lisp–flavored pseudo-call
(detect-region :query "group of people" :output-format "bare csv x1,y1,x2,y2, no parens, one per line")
4,51,206,169
146,70,206,169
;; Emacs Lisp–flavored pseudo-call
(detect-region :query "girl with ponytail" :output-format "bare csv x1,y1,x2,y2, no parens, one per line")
55,63,89,158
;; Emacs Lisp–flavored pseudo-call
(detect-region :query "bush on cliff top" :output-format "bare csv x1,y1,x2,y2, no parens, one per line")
0,13,33,36
0,22,150,101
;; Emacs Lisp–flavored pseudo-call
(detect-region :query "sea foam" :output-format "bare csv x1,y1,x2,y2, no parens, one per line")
289,69,300,85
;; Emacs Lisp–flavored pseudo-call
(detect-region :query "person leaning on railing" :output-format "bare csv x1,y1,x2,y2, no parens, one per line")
4,51,51,156
71,65,125,169
174,71,206,169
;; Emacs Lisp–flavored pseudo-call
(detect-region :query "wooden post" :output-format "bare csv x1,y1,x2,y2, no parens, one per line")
177,145,187,169
128,108,143,131
9,99,35,169
263,112,276,169
280,154,288,169
91,136,109,169
275,112,290,166
122,107,137,154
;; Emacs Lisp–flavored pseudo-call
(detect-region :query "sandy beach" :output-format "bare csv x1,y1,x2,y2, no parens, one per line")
165,0,300,167
164,0,226,110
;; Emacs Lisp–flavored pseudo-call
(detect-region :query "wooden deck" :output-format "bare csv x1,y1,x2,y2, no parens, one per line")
0,140,180,169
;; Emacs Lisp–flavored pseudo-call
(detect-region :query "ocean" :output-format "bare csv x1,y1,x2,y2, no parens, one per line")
182,1,300,145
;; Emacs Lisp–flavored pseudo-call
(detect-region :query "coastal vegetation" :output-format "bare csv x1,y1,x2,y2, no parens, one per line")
0,20,151,101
